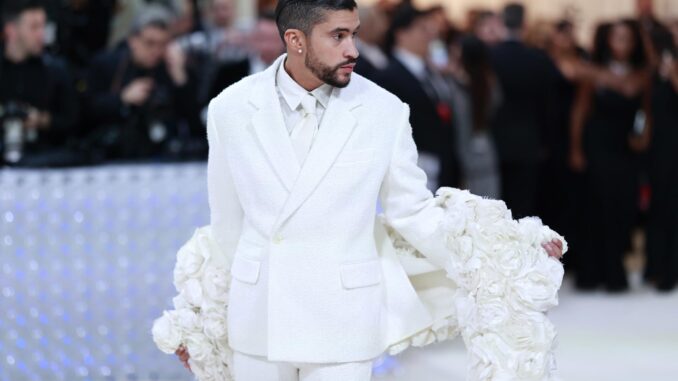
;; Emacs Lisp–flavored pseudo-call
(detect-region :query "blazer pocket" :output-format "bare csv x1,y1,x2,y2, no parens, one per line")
230,256,261,285
335,149,374,167
340,259,382,289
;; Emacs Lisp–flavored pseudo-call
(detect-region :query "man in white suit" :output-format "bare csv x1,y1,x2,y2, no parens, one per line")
176,1,564,380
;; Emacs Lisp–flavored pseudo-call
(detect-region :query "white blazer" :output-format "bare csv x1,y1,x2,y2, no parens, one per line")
207,55,451,363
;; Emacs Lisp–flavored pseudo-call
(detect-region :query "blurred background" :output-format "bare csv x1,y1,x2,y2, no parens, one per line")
1,0,677,380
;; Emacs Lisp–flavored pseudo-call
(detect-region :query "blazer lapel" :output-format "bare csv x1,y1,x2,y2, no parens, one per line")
275,86,362,228
248,55,300,192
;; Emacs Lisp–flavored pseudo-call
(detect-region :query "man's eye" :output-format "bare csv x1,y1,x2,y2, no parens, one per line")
333,34,344,41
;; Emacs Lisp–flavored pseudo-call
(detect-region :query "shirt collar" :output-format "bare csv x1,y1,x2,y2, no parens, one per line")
394,47,427,80
276,58,333,111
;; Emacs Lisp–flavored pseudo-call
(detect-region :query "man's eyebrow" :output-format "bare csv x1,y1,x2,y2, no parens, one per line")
329,24,361,34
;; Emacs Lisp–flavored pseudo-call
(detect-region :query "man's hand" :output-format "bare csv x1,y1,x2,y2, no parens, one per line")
24,108,51,130
165,42,188,86
568,148,586,172
121,78,154,106
542,239,564,260
175,345,191,372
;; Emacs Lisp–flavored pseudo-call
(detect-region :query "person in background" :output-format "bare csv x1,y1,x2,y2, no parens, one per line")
471,10,505,47
443,31,501,199
203,12,285,113
541,19,591,275
174,0,250,109
426,5,452,70
54,0,117,70
354,4,389,81
0,0,80,167
645,18,678,292
569,19,651,292
375,3,458,191
489,3,556,219
636,0,663,68
85,6,200,162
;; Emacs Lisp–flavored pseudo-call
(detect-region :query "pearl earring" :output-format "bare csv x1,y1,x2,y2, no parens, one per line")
298,49,303,53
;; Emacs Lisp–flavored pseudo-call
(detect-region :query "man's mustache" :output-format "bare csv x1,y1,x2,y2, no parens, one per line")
334,59,357,70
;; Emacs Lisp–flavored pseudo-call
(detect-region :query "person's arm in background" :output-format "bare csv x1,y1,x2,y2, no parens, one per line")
165,43,200,124
85,52,153,124
568,80,593,172
594,68,649,98
629,72,653,153
660,53,678,93
44,57,79,136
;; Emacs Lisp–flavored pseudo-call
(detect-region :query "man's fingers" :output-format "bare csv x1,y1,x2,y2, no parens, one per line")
542,242,563,259
553,239,563,249
542,242,554,254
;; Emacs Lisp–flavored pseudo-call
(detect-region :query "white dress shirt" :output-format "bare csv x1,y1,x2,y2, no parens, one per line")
393,47,426,80
275,59,333,134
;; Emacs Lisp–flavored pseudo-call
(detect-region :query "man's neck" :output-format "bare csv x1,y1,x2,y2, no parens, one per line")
283,56,323,92
4,42,30,64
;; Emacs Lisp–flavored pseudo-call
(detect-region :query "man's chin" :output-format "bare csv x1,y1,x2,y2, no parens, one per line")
331,73,352,88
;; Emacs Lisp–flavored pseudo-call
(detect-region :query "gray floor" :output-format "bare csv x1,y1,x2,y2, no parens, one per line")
376,275,678,381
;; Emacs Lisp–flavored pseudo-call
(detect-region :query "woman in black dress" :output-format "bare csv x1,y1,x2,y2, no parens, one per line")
569,20,651,292
645,20,678,292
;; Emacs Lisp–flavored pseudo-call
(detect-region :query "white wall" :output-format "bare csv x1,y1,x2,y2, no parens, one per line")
357,0,678,46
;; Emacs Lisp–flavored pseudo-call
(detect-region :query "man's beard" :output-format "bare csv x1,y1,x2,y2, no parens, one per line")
305,46,356,88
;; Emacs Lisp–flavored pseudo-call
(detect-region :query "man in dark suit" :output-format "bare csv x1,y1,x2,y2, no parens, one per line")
489,3,556,218
205,13,284,104
374,3,458,190
354,5,389,81
0,0,81,167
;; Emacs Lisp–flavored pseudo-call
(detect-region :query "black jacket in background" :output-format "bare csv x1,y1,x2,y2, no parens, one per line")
374,57,458,187
355,55,380,82
490,40,557,163
207,58,251,102
85,43,201,160
0,50,80,165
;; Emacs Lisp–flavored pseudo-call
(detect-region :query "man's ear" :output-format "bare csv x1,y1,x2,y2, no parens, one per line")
284,29,307,54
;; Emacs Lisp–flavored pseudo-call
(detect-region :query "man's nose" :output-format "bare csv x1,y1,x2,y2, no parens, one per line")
345,39,359,60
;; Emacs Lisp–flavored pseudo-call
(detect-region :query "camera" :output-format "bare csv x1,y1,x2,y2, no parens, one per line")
0,101,30,164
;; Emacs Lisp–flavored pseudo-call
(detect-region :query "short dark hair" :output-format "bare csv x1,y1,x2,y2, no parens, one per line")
592,19,647,69
384,3,428,53
1,0,45,27
274,0,357,42
502,3,525,31
130,5,172,36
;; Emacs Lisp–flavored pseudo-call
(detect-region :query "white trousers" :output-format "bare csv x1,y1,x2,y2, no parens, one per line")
232,351,373,381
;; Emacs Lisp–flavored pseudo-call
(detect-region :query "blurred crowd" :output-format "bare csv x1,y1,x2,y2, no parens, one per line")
0,0,284,166
0,0,676,293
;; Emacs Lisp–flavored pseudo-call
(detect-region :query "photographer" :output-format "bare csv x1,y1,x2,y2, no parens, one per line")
85,5,201,162
0,0,80,167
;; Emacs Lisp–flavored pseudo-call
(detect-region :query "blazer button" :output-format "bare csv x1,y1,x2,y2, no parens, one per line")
273,235,283,244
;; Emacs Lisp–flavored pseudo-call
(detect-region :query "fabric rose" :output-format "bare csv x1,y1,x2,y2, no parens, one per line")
202,309,229,341
152,311,182,354
174,229,210,289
